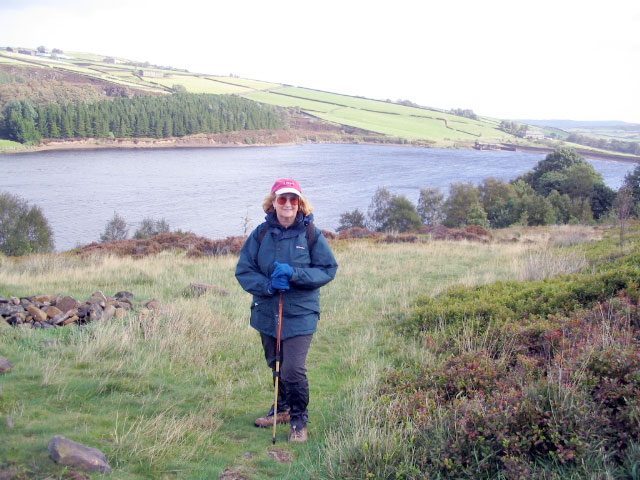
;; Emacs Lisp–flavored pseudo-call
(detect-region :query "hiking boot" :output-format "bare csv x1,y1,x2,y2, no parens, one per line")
254,408,290,428
288,425,308,443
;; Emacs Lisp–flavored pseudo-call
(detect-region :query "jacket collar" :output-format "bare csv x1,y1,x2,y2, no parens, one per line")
265,212,313,240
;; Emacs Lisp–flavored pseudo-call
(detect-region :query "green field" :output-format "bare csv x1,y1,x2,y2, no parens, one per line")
242,91,339,113
151,75,253,94
1,47,637,155
2,225,635,478
246,86,512,143
0,229,556,479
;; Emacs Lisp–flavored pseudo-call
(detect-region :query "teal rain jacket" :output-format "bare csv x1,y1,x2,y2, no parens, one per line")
235,212,338,339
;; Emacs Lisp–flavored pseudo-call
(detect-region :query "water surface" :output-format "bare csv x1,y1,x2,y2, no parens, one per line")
0,144,635,251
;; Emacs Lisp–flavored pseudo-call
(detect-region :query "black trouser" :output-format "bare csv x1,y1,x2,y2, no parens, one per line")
261,333,313,429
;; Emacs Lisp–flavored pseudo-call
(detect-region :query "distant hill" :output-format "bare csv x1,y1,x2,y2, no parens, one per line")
0,46,638,159
517,119,640,129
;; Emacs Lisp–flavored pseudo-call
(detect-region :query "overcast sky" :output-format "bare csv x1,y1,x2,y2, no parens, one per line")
1,0,639,123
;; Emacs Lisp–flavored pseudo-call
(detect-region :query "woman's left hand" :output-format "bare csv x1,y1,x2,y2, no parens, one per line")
272,262,294,280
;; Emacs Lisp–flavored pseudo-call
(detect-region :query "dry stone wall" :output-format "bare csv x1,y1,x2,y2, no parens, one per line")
0,291,135,329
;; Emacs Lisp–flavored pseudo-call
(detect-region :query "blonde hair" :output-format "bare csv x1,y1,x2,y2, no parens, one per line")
263,192,313,216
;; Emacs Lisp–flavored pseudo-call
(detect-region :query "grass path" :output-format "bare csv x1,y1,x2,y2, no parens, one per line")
0,237,555,478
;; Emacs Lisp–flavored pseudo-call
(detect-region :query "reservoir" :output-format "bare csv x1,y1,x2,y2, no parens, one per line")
0,144,636,251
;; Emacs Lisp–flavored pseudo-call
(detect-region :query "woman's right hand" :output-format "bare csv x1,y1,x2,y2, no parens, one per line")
271,275,290,291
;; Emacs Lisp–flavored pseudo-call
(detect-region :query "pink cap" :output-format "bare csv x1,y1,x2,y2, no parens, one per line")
271,178,302,196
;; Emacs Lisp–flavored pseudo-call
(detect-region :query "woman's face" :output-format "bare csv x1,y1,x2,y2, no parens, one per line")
273,193,299,226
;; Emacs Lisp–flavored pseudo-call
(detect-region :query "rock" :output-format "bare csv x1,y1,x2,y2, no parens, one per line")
0,304,24,316
48,435,111,474
268,449,293,462
89,291,107,307
114,291,135,300
34,294,57,304
41,322,54,329
0,296,7,303
52,312,69,325
102,305,116,322
145,299,172,313
220,466,251,480
117,298,134,310
7,312,26,324
10,296,20,305
88,304,104,321
19,298,32,308
63,316,79,326
77,303,91,318
0,356,14,374
45,306,63,319
27,305,48,323
55,296,80,313
188,282,229,297
114,307,127,319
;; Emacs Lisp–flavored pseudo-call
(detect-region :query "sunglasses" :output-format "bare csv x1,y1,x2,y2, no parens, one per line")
276,195,299,206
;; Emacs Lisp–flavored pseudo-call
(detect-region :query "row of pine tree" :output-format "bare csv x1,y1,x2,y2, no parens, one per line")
1,93,285,144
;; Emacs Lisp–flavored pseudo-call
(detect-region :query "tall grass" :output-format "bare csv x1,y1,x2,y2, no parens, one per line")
0,231,593,478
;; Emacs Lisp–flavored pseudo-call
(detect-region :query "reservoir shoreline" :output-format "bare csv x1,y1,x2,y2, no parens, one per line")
3,134,638,164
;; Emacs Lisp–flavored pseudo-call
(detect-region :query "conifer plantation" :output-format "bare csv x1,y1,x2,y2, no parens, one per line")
1,93,285,144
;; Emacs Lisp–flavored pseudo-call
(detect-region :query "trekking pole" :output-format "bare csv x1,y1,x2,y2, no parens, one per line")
272,291,285,444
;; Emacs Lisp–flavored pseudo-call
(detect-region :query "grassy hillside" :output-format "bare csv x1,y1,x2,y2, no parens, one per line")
1,47,638,157
2,225,636,479
0,47,519,149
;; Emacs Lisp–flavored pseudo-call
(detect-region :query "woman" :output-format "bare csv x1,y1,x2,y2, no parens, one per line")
235,178,338,443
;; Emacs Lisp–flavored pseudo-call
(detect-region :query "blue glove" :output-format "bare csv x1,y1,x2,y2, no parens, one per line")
272,262,294,280
271,275,290,291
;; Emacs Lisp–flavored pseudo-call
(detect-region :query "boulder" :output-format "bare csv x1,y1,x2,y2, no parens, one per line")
0,296,7,303
102,305,116,322
114,291,135,300
48,435,111,474
88,304,104,321
10,296,20,305
114,307,127,319
188,282,229,297
63,315,79,326
77,303,91,317
34,294,57,304
45,306,63,319
89,291,107,307
145,299,172,313
27,305,47,323
0,356,14,374
117,298,134,310
55,296,80,314
0,304,24,317
52,312,70,325
8,312,26,324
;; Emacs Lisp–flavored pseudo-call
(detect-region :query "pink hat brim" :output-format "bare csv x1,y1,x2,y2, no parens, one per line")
274,187,302,196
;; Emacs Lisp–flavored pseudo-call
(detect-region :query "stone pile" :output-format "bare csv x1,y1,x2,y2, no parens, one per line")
0,291,135,329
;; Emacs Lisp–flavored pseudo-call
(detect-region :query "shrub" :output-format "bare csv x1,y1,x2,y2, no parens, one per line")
417,187,444,225
0,192,54,256
133,217,171,239
379,195,422,233
336,209,366,232
100,211,129,242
